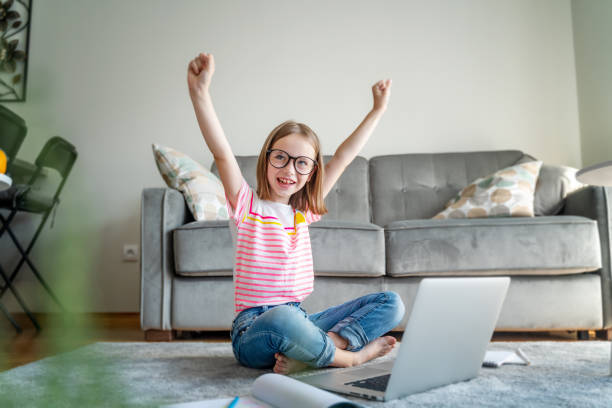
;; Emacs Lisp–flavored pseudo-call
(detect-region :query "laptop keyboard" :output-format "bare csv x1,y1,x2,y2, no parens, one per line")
345,374,391,392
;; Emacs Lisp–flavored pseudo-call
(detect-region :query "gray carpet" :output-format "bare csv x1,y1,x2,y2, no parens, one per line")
0,341,610,407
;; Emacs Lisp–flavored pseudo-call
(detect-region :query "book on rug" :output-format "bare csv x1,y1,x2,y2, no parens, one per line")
483,348,531,368
163,373,366,408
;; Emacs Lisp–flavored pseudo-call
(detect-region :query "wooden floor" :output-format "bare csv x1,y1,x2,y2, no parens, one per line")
0,313,605,371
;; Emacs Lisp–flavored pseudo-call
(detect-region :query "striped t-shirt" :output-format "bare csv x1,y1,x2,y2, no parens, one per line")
227,179,321,315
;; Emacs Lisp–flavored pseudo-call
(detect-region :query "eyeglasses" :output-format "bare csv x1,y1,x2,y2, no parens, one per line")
266,149,317,175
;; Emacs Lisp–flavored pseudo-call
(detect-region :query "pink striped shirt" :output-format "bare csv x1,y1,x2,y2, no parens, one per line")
227,179,321,315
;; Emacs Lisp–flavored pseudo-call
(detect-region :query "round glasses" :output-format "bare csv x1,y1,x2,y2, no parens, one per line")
267,149,317,175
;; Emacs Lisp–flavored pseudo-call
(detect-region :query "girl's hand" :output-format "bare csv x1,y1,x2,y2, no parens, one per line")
372,79,392,112
188,52,215,97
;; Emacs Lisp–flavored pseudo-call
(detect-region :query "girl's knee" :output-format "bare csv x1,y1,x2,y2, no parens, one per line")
383,291,405,326
384,290,404,307
259,305,305,333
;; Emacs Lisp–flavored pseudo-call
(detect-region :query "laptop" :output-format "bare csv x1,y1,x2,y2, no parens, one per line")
299,277,510,401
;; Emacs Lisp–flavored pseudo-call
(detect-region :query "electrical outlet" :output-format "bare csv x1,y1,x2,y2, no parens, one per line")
123,244,139,262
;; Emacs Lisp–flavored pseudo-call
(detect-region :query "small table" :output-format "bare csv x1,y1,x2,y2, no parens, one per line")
0,172,11,191
576,160,612,376
576,160,612,186
0,172,21,332
0,171,43,333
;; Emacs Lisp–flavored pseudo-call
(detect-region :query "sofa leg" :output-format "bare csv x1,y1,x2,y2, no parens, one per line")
145,329,175,341
577,330,590,340
596,329,612,341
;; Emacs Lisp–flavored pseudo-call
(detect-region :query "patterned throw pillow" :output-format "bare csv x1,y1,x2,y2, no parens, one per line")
433,161,543,219
152,144,228,221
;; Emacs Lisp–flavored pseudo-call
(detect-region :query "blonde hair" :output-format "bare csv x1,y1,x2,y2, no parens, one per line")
256,120,327,215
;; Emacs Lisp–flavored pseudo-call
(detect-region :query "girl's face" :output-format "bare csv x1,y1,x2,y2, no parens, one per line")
266,133,317,204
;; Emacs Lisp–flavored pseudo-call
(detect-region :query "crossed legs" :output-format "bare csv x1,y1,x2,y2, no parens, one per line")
272,291,405,374
273,329,397,374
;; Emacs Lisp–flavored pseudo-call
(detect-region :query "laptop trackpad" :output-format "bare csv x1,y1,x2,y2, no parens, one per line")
366,360,394,371
342,367,391,381
337,361,393,381
302,363,391,387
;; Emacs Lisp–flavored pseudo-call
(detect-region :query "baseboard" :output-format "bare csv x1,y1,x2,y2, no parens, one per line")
5,313,607,338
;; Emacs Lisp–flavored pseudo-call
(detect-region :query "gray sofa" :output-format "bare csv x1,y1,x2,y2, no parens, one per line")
140,150,611,340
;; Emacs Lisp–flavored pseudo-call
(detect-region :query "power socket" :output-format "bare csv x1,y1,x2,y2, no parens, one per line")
123,244,139,262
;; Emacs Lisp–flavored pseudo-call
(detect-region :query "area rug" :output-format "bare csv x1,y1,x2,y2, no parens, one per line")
0,341,610,407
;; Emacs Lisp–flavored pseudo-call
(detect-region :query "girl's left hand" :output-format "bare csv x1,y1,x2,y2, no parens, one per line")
372,79,392,112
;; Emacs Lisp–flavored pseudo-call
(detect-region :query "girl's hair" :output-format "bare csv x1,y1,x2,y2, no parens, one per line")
256,120,328,215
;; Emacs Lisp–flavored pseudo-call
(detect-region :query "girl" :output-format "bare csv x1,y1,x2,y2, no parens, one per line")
187,52,405,374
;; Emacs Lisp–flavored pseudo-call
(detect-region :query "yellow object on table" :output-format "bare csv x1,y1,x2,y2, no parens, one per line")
0,148,6,174
0,148,12,191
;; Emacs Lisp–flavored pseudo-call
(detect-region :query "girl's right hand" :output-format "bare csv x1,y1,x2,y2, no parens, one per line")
187,52,215,97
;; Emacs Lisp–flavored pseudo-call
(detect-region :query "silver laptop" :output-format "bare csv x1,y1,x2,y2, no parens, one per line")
299,277,510,401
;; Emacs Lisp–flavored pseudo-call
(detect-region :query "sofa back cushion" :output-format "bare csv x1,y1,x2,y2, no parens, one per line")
369,150,529,226
212,155,370,223
321,155,370,222
211,155,260,188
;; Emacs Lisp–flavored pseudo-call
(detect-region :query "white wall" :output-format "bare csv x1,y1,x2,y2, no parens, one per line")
572,0,612,167
2,0,581,312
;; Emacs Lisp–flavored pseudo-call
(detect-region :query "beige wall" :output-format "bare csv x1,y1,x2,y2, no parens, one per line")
572,0,612,167
2,0,581,312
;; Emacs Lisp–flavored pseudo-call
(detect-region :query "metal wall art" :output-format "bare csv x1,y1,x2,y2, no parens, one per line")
0,0,31,102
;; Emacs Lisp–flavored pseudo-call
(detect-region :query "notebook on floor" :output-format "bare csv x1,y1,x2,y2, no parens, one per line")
298,277,510,401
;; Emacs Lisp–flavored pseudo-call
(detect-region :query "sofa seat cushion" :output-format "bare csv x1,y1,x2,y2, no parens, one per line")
385,216,601,277
310,220,385,277
174,219,386,278
173,220,234,276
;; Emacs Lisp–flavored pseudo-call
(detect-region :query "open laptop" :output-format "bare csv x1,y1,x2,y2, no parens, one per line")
299,277,510,401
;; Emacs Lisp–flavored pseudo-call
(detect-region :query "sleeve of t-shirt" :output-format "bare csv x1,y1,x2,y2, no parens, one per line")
304,209,322,225
225,178,252,226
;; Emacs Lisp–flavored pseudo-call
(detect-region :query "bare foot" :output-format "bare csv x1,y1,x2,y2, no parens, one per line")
273,353,309,375
353,336,397,366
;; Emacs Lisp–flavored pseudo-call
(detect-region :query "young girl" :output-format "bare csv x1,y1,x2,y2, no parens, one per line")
187,52,405,374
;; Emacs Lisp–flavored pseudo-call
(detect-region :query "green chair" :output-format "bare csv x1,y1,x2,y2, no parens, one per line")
0,104,31,332
0,136,78,330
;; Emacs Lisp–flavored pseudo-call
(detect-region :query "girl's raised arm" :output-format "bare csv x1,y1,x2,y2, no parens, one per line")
187,52,243,209
322,79,392,199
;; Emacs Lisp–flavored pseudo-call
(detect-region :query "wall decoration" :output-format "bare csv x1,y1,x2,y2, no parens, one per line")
0,0,31,102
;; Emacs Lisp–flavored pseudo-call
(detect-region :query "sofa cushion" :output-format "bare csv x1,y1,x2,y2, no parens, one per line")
174,219,385,278
370,150,532,226
309,220,385,277
433,161,542,219
385,216,601,277
152,144,229,221
173,220,234,276
534,164,584,216
383,274,603,329
319,156,370,223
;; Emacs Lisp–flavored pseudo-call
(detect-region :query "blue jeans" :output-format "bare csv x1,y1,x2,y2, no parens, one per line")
230,291,405,369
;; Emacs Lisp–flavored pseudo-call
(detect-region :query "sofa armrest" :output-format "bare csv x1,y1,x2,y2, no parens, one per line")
140,188,190,330
562,186,612,327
